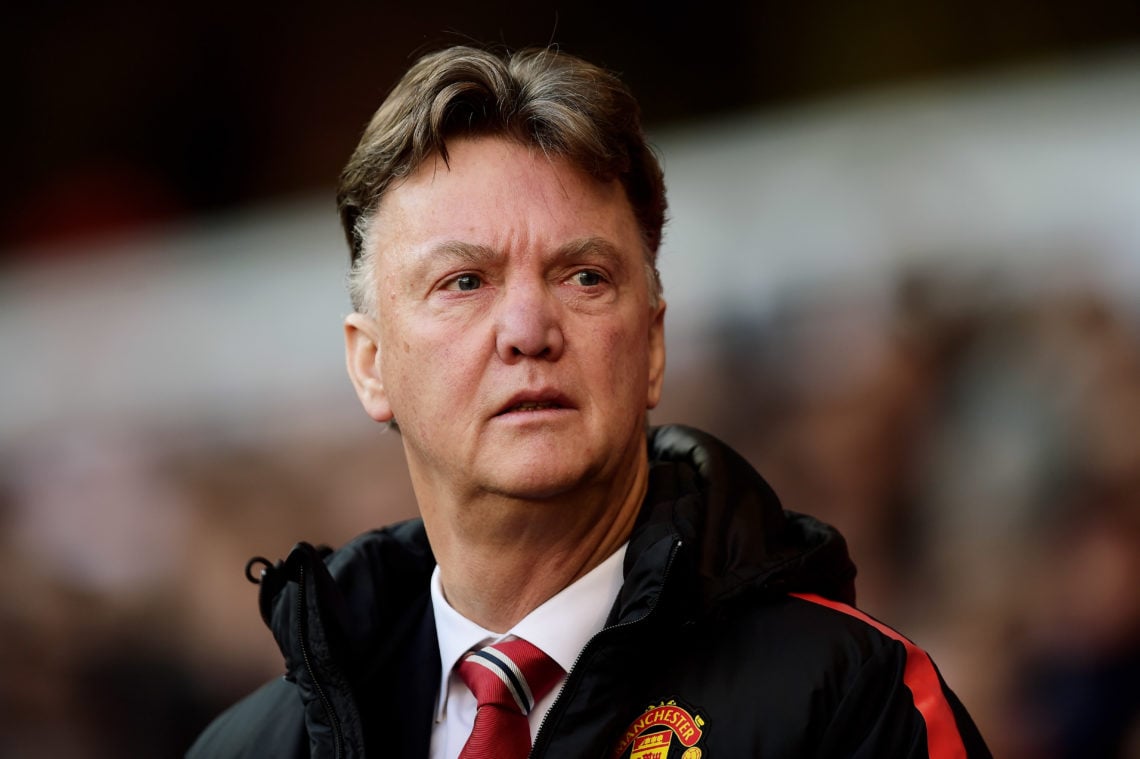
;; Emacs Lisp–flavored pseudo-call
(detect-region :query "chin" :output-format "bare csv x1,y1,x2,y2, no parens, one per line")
479,460,595,501
483,477,583,502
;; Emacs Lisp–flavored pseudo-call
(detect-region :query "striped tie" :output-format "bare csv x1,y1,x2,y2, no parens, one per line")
457,638,564,759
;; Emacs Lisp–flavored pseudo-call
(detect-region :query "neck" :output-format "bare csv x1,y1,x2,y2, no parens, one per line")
417,451,649,633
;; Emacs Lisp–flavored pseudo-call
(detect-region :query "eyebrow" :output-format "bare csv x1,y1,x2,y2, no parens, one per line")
416,237,627,269
406,240,500,285
554,237,627,269
425,240,500,266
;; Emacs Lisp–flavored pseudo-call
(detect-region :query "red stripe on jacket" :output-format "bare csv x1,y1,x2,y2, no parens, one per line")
789,592,967,759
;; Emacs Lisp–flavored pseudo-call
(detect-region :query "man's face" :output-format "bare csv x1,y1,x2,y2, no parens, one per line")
345,136,666,503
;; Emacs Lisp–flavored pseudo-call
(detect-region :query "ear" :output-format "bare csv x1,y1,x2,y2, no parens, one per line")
344,312,394,423
646,299,667,409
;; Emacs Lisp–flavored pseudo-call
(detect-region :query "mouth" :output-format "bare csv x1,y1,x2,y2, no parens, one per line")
495,391,574,417
504,401,564,412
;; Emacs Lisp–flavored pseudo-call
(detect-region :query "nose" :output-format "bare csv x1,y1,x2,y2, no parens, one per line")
494,279,565,362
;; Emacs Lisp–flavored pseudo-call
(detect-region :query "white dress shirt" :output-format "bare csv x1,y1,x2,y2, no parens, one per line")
428,543,628,759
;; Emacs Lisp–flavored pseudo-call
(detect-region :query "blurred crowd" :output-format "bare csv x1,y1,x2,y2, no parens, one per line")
685,270,1140,758
2,269,1138,757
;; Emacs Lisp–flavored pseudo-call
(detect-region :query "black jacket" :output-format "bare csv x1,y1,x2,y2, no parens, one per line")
189,425,990,758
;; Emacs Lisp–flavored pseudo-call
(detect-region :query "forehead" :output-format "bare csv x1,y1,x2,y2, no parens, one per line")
368,137,642,264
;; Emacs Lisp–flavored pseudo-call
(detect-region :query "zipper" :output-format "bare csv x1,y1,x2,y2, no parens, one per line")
296,562,345,759
528,537,684,758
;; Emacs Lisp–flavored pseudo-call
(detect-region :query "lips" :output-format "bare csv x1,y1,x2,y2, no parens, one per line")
508,401,561,411
495,390,574,416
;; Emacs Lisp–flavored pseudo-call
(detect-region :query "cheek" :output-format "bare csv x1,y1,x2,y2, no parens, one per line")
392,323,480,404
594,317,651,391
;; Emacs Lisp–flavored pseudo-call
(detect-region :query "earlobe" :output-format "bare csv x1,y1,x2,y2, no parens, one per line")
646,300,667,409
344,312,394,423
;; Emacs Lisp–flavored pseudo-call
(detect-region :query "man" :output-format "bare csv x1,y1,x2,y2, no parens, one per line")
190,45,990,758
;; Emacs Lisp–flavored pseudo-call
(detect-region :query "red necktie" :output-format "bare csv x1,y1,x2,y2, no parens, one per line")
457,638,564,759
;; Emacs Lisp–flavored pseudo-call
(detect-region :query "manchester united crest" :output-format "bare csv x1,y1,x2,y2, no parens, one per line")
611,699,709,759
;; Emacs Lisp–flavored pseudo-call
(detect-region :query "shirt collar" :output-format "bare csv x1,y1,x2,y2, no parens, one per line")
431,542,628,721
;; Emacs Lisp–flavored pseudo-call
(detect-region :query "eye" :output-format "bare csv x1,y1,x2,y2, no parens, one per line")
447,273,483,291
570,269,606,287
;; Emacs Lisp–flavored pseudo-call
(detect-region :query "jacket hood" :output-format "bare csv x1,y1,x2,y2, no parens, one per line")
252,522,438,756
638,424,857,611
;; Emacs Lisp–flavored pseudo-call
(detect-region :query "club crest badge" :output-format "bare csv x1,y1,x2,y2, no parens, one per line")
611,699,709,759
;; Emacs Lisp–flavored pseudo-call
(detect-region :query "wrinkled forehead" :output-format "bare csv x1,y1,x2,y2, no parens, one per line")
358,133,638,248
366,138,640,259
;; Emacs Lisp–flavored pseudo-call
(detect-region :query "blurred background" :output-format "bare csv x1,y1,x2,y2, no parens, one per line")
4,2,1140,756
